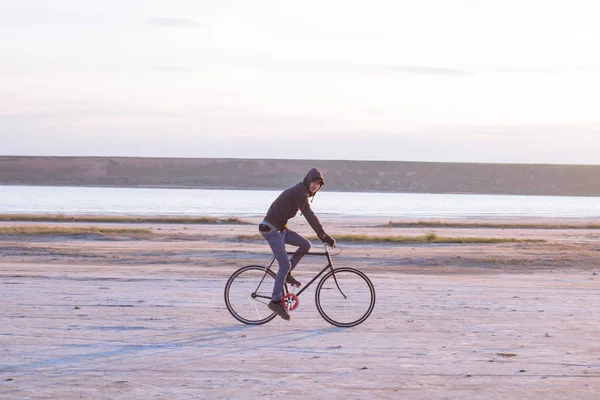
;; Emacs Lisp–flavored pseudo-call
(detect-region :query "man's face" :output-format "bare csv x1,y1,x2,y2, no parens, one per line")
309,180,322,194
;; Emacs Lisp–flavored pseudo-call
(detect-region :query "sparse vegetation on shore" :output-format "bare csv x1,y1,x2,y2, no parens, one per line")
0,226,152,235
237,233,544,244
0,214,249,225
383,221,600,229
330,233,544,244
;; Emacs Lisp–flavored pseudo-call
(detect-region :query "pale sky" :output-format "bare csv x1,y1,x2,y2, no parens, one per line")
1,0,600,163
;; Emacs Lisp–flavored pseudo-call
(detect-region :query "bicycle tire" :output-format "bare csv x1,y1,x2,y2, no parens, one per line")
315,267,375,327
224,265,277,325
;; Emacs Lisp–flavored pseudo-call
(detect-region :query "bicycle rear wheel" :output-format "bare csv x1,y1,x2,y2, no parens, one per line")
224,265,276,325
315,267,375,327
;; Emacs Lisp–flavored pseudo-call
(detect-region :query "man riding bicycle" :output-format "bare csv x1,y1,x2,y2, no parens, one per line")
258,168,336,321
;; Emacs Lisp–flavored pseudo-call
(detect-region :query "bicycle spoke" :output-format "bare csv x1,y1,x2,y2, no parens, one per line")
316,268,375,327
224,266,276,325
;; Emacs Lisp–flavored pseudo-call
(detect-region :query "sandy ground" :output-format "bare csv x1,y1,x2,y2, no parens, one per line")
1,216,600,399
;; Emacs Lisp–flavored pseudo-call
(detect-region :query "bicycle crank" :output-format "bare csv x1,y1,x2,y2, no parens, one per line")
282,293,299,311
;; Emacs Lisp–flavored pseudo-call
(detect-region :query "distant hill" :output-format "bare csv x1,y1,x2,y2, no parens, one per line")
1,156,600,196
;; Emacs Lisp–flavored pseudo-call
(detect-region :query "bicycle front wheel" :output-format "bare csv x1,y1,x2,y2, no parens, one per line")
224,265,276,325
315,267,375,327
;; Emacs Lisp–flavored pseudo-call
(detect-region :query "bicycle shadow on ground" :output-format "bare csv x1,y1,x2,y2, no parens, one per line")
196,325,341,360
1,324,342,392
1,324,343,397
2,325,254,375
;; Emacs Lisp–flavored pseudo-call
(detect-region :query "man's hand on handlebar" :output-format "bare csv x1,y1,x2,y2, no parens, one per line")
321,234,336,248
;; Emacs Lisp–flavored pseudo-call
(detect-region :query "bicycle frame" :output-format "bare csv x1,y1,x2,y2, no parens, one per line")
253,244,347,300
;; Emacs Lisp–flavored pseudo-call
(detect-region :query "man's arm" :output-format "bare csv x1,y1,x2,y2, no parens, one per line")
304,203,336,247
291,187,336,248
292,186,327,239
300,200,327,239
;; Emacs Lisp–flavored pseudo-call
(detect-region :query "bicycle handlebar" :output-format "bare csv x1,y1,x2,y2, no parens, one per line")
324,242,342,256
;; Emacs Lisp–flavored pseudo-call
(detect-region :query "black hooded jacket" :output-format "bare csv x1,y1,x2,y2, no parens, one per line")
263,168,327,238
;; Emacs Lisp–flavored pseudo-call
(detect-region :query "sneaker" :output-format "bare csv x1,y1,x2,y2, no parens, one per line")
286,273,302,288
268,300,291,321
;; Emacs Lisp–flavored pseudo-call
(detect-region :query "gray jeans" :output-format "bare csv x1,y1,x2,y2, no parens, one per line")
259,226,311,301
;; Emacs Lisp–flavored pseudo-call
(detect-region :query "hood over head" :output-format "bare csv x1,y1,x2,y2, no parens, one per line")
303,168,324,196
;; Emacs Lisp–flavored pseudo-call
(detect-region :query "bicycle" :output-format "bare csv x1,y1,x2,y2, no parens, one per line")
224,244,376,327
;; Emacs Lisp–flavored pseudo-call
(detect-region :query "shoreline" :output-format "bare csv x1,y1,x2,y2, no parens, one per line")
2,213,600,225
1,215,598,274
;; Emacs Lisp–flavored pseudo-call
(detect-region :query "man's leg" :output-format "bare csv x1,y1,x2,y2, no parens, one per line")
285,230,311,270
284,230,311,287
261,229,291,301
